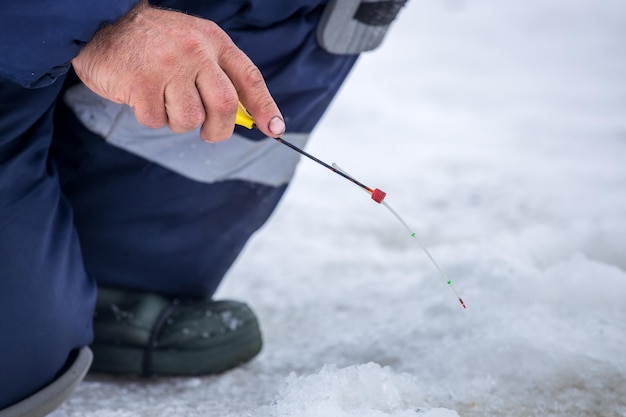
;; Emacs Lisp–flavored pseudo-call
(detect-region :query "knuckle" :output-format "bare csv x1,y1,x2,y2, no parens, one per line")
257,95,277,113
172,111,205,132
164,81,206,132
241,63,265,90
212,91,239,116
129,88,167,128
179,37,206,58
203,20,232,46
168,98,206,132
200,19,220,35
187,108,206,128
218,43,265,91
137,111,166,129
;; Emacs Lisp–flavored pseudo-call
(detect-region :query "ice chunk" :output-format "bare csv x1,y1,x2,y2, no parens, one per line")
270,363,458,417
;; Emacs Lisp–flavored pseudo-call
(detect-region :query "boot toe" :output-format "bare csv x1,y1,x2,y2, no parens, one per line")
91,288,262,377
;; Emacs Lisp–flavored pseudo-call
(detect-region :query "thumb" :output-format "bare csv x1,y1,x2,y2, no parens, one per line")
218,45,285,137
242,94,285,138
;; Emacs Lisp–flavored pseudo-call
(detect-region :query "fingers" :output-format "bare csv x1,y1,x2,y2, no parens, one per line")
129,83,168,129
196,64,239,142
164,83,205,133
157,22,283,141
133,68,239,142
217,43,285,138
75,4,284,141
163,49,283,141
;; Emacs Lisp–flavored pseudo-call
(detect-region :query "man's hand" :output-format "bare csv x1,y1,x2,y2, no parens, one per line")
72,0,285,142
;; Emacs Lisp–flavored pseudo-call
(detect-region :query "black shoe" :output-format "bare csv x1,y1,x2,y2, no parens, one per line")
90,287,262,377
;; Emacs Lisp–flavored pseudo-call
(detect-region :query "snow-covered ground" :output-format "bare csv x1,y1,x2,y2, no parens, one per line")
52,0,626,416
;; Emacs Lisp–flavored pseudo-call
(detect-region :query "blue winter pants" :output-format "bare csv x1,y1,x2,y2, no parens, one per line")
0,77,287,408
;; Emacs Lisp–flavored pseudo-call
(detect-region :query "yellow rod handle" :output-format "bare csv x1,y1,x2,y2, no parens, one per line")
235,102,255,129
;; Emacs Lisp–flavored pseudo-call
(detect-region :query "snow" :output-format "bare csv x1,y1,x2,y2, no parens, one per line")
51,0,626,416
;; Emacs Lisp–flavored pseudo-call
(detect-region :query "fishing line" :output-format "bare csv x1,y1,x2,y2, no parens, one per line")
235,103,466,309
331,163,466,310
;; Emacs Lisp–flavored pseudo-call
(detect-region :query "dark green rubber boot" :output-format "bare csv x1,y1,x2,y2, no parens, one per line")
91,287,262,377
